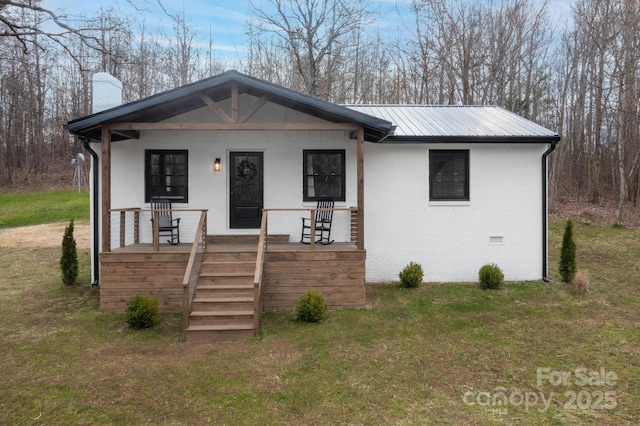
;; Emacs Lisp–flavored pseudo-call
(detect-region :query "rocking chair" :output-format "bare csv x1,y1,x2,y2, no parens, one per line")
150,198,181,245
301,198,334,245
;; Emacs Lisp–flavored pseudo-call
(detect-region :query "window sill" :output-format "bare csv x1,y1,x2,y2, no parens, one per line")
428,201,471,207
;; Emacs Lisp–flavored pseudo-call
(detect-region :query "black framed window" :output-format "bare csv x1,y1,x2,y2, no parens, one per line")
303,149,345,201
145,150,188,202
429,150,469,201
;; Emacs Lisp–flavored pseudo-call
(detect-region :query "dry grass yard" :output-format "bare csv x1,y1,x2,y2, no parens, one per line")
0,220,638,425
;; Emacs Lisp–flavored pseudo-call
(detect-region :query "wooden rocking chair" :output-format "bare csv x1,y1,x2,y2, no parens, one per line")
150,198,181,245
301,198,334,245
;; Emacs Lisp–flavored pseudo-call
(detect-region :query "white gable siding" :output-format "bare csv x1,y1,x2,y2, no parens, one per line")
364,143,546,282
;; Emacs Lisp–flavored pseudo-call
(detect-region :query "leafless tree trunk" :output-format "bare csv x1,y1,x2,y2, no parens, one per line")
160,8,200,88
249,0,372,98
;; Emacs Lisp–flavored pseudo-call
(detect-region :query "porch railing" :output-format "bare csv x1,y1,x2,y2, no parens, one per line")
181,210,207,339
264,207,359,250
107,208,208,252
253,211,269,337
112,208,141,248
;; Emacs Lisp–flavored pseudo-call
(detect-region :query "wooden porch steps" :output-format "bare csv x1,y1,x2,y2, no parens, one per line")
184,251,258,342
189,310,254,324
191,297,254,311
185,325,255,341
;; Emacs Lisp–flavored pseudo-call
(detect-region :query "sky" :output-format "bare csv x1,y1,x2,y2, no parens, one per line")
40,0,573,64
40,0,417,62
42,0,256,58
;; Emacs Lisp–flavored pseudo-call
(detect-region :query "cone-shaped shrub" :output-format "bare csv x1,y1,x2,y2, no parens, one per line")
60,219,78,285
559,220,577,283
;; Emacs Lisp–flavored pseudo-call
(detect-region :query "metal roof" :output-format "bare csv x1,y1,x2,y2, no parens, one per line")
64,70,394,142
64,71,559,144
345,105,560,143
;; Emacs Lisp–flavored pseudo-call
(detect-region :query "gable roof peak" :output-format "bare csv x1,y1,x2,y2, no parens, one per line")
64,70,393,142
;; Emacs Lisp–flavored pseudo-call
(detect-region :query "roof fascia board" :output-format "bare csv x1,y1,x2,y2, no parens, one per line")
382,135,561,144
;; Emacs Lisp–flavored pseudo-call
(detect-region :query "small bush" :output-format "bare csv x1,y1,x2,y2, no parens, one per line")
294,290,328,323
478,263,504,290
399,262,424,288
126,296,160,329
559,220,577,282
574,271,589,295
60,219,78,286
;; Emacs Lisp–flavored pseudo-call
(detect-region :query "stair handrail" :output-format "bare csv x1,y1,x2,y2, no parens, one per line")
253,211,269,336
182,210,208,337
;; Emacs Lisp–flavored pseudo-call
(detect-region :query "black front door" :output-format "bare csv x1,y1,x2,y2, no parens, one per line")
230,152,263,228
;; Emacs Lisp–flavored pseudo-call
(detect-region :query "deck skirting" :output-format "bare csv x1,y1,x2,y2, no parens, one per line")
99,243,366,313
262,250,366,310
99,252,190,312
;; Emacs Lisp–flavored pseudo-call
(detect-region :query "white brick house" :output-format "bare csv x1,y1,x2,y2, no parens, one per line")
65,70,560,287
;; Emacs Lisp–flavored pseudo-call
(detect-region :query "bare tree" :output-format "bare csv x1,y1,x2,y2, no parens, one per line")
405,0,553,109
159,5,201,88
249,0,373,98
0,0,111,55
546,0,640,221
611,0,640,220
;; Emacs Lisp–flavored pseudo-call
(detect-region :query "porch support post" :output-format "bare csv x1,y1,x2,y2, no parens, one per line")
357,126,365,250
134,210,140,244
101,126,112,253
119,211,125,248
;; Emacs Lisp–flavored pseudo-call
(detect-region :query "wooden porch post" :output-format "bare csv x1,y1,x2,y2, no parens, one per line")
357,126,365,250
119,211,125,248
101,126,111,253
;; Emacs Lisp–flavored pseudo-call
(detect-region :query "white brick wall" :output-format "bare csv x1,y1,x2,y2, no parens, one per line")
364,142,547,282
96,95,549,283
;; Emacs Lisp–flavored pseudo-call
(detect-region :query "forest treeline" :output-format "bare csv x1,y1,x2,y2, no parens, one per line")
0,0,639,220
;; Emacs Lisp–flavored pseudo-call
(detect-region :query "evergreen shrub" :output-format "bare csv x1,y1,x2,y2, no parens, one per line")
294,290,328,323
478,263,504,290
559,220,577,282
399,262,424,288
60,219,78,286
126,296,160,329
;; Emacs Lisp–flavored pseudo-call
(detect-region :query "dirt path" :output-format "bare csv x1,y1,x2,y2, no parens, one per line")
0,223,90,249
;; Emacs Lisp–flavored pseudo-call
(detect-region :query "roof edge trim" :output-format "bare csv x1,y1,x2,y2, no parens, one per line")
382,135,561,144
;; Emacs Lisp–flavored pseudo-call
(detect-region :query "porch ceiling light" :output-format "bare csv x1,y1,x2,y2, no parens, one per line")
213,158,221,172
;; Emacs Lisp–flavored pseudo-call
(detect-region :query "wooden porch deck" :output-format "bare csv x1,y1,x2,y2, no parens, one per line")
107,240,360,253
99,239,366,314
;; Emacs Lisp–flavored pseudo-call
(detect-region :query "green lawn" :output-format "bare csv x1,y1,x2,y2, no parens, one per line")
0,189,89,228
0,195,638,424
